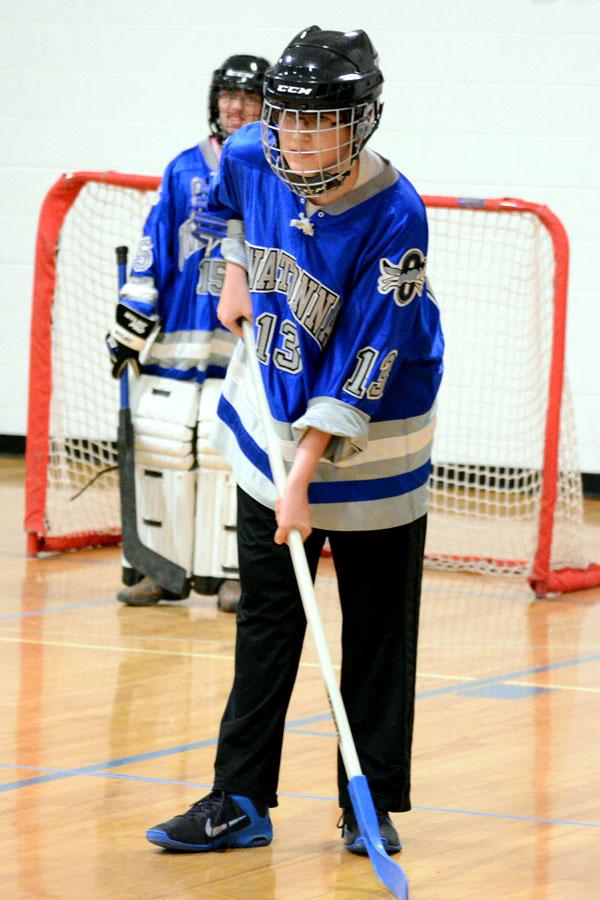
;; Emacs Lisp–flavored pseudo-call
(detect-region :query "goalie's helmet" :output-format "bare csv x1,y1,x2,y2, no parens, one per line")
209,54,270,142
261,26,384,198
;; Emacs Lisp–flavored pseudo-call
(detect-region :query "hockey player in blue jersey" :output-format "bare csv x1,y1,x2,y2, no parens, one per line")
107,54,269,611
146,27,443,857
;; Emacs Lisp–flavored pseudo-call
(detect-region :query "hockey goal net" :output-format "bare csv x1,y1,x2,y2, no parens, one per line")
25,172,600,597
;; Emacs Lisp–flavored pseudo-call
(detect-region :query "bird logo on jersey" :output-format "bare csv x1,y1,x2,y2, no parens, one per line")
377,248,427,307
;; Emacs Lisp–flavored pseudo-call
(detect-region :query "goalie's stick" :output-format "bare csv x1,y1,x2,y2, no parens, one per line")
116,246,130,408
115,246,189,596
241,318,409,900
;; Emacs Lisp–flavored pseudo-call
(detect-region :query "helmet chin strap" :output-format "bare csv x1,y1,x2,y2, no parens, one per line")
282,159,354,198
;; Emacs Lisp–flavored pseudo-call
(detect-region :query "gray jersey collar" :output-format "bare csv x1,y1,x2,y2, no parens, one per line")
199,136,220,172
317,156,399,217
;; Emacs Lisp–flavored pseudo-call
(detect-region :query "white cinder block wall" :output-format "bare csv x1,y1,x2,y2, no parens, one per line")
1,0,598,473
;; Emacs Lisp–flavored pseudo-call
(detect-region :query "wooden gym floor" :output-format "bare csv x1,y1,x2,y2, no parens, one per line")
1,456,599,899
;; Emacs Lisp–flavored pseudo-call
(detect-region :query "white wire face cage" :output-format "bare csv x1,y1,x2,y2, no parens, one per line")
261,99,379,198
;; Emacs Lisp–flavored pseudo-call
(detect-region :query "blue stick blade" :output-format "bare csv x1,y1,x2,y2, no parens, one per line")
348,775,409,900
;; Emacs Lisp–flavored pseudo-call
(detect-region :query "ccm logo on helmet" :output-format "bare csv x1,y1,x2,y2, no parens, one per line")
277,85,314,95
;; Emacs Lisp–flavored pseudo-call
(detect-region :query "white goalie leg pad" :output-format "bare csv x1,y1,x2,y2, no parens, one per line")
129,375,200,575
193,379,239,581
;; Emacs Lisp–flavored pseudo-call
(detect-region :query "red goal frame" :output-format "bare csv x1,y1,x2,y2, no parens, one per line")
25,171,160,557
25,173,600,597
422,195,600,597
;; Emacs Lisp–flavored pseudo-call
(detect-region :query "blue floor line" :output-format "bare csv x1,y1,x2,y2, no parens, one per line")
0,736,219,793
0,597,116,622
2,762,598,830
99,736,220,769
2,623,599,801
0,770,77,791
3,645,599,792
411,804,600,829
0,764,336,801
415,650,600,700
0,717,314,793
279,712,331,728
286,728,338,737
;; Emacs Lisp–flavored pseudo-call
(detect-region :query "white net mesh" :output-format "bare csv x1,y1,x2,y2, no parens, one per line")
425,204,585,576
35,180,586,578
45,179,157,540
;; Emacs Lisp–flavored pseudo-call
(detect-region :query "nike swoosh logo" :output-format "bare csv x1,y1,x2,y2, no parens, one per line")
205,815,247,838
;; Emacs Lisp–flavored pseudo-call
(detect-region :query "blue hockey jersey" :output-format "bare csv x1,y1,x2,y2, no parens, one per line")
123,137,236,382
208,122,444,531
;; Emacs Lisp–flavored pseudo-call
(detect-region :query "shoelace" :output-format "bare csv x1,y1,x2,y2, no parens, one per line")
186,791,229,825
185,791,240,852
336,808,390,832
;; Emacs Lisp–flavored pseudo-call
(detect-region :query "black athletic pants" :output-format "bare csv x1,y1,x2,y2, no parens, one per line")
213,487,427,811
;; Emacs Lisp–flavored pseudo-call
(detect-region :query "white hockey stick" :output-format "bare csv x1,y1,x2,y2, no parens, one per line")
241,319,409,899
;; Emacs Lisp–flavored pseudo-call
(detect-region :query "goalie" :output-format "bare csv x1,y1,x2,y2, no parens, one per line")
106,53,270,611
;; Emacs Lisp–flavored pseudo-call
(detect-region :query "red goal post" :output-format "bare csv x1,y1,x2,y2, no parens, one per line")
25,171,160,555
24,172,600,597
423,194,599,596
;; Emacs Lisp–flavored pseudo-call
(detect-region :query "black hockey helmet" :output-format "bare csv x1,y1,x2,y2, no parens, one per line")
209,54,270,142
261,27,384,197
264,26,383,110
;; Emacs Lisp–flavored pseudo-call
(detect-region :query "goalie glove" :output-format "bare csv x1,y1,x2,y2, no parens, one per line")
106,302,161,379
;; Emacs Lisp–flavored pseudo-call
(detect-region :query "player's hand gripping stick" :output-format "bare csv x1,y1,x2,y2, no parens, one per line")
241,318,409,900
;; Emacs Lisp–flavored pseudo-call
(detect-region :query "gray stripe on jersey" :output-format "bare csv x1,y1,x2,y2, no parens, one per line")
223,350,435,471
147,358,197,373
285,404,434,444
310,483,430,532
144,355,232,373
198,137,219,171
308,443,433,483
217,352,435,504
368,406,437,440
154,329,237,350
291,397,436,468
211,409,430,531
144,329,237,369
212,405,431,531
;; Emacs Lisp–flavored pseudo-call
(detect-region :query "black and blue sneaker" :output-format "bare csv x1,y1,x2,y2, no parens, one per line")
338,806,402,856
147,791,273,852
